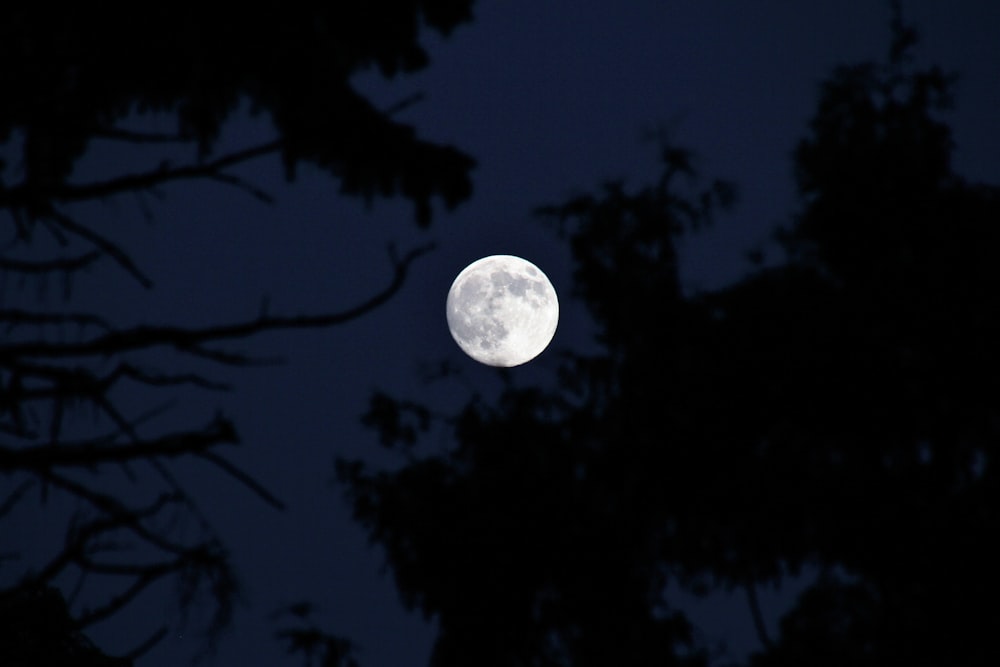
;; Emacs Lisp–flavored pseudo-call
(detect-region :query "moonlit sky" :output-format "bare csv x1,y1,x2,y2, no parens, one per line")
10,2,1000,666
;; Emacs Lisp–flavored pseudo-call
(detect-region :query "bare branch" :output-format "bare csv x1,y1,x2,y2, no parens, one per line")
74,566,173,629
195,449,286,511
75,556,181,578
0,417,238,472
0,308,110,331
0,479,34,518
385,92,426,116
46,209,153,288
0,141,282,210
180,343,281,367
3,360,177,409
122,626,169,661
41,473,181,552
111,363,231,392
209,172,274,204
0,251,102,275
0,243,435,362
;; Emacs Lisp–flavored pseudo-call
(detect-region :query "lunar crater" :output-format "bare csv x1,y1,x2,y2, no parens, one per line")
446,255,559,367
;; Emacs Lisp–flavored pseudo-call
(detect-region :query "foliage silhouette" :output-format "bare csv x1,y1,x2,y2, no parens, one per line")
0,585,131,666
1,3,475,665
342,11,999,667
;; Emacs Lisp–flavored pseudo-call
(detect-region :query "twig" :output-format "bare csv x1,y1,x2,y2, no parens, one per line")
196,449,286,511
0,140,282,208
46,209,153,288
74,570,165,628
744,581,774,650
209,172,274,203
58,141,281,202
385,92,426,116
0,479,35,518
113,363,231,391
122,626,169,661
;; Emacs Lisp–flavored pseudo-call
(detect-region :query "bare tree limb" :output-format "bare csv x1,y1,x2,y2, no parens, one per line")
385,92,426,116
0,479,34,518
47,209,153,288
0,251,102,275
113,363,231,391
122,626,169,661
195,449,286,511
0,243,435,362
209,171,275,203
0,308,110,331
0,417,238,472
73,558,191,629
0,141,282,209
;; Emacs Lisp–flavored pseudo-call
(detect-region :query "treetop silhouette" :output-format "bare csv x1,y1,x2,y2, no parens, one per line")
1,4,475,227
343,12,1000,667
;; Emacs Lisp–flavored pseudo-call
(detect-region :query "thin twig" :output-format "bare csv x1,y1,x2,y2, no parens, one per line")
122,626,169,661
0,140,282,208
744,581,774,650
196,449,286,511
46,209,153,288
0,479,34,518
74,570,164,628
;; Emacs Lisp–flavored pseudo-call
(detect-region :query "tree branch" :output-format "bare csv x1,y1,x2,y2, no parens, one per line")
73,562,181,628
195,449,286,511
0,140,282,209
0,252,103,275
47,209,154,288
0,243,434,362
0,308,110,332
122,626,169,662
40,472,205,560
0,479,34,518
0,417,238,472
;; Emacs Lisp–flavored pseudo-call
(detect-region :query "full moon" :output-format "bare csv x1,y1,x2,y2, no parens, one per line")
446,255,559,367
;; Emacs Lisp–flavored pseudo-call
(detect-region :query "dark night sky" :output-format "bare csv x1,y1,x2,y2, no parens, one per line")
8,2,1000,666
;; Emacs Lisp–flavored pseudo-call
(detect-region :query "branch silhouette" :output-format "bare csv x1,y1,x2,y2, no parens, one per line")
0,2,465,664
0,244,432,364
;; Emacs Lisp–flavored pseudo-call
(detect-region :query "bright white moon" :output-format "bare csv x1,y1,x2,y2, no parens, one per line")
446,255,559,367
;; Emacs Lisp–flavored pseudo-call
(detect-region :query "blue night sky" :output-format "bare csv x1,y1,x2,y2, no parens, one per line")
7,2,1000,666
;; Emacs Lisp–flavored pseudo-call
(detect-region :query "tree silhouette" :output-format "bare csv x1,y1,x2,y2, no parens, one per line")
1,4,475,664
342,10,999,667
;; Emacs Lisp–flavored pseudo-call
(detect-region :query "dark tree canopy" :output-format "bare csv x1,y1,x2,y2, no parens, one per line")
0,3,475,226
343,16,1000,667
1,3,475,665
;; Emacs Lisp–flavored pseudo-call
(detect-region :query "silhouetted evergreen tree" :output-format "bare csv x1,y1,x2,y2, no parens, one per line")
1,3,475,664
343,11,999,667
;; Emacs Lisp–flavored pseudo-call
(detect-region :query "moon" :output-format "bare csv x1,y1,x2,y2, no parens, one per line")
446,255,559,367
